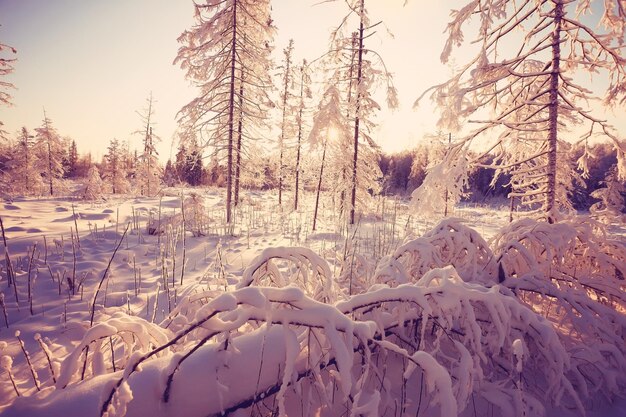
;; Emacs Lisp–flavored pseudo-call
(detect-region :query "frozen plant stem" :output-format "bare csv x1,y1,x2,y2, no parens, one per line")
89,223,130,326
0,217,18,302
71,204,80,249
0,293,8,327
27,243,37,315
35,333,56,383
16,330,40,391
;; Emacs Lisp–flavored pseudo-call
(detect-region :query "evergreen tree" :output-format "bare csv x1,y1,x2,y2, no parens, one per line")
420,0,626,221
293,59,311,211
104,138,130,194
163,159,176,187
0,31,17,140
175,0,275,223
34,111,66,196
328,0,398,224
308,82,350,231
81,165,105,201
276,39,296,206
135,93,162,196
10,127,42,195
66,139,78,178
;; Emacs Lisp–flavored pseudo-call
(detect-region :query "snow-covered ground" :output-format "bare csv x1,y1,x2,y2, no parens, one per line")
0,189,624,417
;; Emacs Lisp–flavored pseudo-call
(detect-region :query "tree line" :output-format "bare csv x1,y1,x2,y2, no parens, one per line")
1,1,625,223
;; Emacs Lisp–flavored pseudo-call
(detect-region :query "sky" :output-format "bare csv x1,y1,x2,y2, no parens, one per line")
0,0,624,162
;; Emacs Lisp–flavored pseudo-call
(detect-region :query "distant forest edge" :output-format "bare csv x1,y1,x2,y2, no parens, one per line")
0,131,621,214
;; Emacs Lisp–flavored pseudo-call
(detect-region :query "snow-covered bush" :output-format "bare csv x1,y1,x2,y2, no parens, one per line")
55,312,173,388
182,192,208,237
410,145,470,217
5,272,601,417
236,246,338,303
2,219,624,417
493,217,626,403
81,165,106,201
590,166,625,222
374,218,497,285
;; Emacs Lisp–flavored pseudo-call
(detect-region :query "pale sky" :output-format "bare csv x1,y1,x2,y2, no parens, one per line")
1,1,624,162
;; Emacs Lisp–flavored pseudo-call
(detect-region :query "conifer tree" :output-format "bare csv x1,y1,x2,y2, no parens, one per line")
135,93,162,196
81,165,105,201
34,111,66,196
419,0,626,221
11,127,42,195
294,59,311,211
328,0,398,224
276,39,295,207
66,140,78,178
104,138,130,194
0,32,16,140
176,0,275,223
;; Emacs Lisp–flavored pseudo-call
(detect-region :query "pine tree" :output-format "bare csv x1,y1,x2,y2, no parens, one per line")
66,140,78,178
308,82,350,231
135,93,162,196
174,141,187,183
276,39,296,207
294,59,311,211
163,159,177,187
420,0,626,221
328,0,398,224
104,138,130,194
590,164,626,220
34,111,66,196
175,0,275,223
10,127,42,195
81,165,105,201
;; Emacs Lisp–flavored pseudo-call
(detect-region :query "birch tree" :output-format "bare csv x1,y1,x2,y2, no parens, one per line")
175,0,274,224
419,0,626,222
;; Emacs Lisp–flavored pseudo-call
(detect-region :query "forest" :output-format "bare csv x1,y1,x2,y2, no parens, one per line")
0,1,625,417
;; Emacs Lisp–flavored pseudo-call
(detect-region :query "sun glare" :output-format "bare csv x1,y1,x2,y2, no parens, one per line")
328,126,340,142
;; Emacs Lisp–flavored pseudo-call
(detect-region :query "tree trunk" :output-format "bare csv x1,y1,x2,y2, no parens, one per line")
47,140,53,196
313,141,327,232
294,63,305,211
234,66,244,207
226,0,238,224
546,0,563,223
350,0,365,226
278,45,292,207
342,33,357,224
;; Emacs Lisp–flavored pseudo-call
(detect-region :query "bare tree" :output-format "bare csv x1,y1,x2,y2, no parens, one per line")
419,0,626,221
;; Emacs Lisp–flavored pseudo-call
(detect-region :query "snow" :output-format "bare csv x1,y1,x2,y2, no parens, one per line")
0,190,624,417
